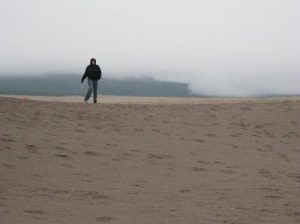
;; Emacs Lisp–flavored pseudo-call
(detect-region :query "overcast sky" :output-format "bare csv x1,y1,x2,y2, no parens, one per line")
0,0,299,96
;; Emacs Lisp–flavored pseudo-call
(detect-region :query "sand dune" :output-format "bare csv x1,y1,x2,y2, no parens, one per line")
0,95,300,224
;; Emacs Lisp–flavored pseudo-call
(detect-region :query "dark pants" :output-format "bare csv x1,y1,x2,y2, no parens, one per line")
84,79,98,102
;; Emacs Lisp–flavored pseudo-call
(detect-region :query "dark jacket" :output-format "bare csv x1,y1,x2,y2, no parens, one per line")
81,61,102,82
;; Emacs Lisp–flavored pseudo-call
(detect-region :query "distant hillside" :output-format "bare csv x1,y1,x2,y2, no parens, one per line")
0,75,197,97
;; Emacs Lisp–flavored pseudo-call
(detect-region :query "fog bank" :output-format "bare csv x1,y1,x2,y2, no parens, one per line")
0,0,299,97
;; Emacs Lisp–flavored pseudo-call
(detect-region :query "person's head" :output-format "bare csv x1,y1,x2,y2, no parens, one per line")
90,58,96,65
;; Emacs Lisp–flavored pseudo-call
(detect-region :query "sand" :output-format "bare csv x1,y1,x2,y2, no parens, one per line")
0,95,300,224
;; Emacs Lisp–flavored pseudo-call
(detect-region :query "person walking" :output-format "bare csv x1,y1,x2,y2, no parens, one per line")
81,58,102,103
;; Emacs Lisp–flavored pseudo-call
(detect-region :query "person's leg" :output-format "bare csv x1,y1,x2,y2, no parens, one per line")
84,79,93,102
92,80,98,103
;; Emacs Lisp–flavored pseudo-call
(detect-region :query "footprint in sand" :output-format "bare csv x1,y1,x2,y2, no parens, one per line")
259,169,279,179
277,152,290,162
55,146,67,151
189,152,197,155
84,151,98,156
130,183,142,187
95,216,113,222
55,154,71,159
23,209,45,215
220,169,234,174
105,143,118,148
3,146,11,150
2,163,16,169
79,191,110,200
94,126,103,130
290,121,298,126
231,133,242,137
25,144,41,154
129,149,141,153
179,189,191,193
264,195,282,199
147,153,172,160
197,160,211,165
194,139,206,143
61,163,72,168
191,167,208,172
214,161,225,165
0,138,15,143
255,125,264,129
264,131,275,139
287,173,300,183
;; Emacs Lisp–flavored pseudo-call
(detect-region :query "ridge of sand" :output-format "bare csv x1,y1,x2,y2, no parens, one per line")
1,94,300,104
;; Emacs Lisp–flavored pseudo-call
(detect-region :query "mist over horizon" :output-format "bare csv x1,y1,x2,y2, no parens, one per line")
0,0,299,97
0,73,299,98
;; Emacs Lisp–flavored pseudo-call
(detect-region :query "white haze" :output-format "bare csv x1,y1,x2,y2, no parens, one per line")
0,0,299,97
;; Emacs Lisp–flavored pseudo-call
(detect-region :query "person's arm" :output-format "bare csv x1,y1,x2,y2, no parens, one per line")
81,66,89,83
97,66,102,80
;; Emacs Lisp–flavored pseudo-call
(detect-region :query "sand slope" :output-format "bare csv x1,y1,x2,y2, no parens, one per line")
0,96,300,224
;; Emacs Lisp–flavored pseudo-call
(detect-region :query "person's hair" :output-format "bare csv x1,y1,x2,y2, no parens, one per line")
90,58,96,64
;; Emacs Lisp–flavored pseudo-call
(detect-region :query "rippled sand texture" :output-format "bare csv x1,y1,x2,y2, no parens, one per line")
0,96,300,224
